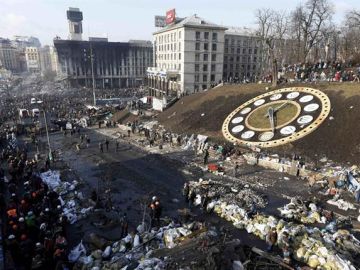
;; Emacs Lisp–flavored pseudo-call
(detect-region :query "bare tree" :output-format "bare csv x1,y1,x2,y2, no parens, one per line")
255,9,290,86
346,9,360,28
291,0,333,62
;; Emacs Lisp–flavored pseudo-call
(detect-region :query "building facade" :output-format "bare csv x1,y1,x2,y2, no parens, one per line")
223,27,262,83
54,39,153,88
147,15,227,97
25,47,41,73
0,38,19,72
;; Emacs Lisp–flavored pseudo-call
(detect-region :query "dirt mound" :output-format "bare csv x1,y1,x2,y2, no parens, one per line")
157,83,360,164
111,109,138,124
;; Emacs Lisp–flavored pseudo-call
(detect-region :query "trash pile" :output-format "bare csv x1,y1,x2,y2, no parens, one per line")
188,178,267,210
278,198,329,224
70,221,216,270
40,170,92,224
189,178,360,269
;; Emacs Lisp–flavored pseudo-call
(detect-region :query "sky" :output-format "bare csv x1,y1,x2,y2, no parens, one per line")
0,0,359,46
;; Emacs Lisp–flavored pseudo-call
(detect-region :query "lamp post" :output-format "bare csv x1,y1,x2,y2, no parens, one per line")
90,42,96,106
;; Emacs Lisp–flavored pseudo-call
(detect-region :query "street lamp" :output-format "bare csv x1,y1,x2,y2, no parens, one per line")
84,43,96,106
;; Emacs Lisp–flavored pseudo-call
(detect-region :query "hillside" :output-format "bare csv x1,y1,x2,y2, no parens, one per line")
157,83,360,164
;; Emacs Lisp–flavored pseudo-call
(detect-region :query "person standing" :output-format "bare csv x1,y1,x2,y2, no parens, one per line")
266,227,277,252
203,149,209,165
120,213,129,238
116,141,120,152
99,142,104,153
105,139,109,151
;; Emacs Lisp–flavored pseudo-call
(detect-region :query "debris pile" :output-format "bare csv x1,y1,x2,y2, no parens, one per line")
40,170,92,224
70,221,218,269
189,178,360,269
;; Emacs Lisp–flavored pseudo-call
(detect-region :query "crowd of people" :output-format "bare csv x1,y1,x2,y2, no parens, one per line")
0,130,70,269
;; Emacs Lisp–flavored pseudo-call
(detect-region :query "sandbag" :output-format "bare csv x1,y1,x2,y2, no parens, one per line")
68,241,86,262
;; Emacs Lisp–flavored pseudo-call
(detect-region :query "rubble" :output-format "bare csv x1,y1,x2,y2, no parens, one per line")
188,178,360,269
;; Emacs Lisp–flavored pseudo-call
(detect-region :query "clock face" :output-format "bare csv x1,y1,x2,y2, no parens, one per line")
222,87,331,148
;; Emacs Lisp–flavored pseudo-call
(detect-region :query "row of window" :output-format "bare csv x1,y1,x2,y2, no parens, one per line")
195,31,218,41
160,63,181,70
27,53,38,61
224,64,257,71
157,52,181,61
224,56,258,62
156,31,182,44
158,42,181,52
194,74,216,83
224,47,257,54
195,42,217,51
225,38,260,47
195,64,216,72
195,53,217,62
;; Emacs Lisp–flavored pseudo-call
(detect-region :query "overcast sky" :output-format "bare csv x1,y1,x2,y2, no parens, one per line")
0,0,358,46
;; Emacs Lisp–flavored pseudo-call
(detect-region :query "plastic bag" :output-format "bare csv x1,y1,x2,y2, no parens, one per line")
68,241,86,262
102,246,111,258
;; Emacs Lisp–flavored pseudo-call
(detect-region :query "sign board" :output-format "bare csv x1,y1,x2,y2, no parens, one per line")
166,9,176,24
155,16,166,28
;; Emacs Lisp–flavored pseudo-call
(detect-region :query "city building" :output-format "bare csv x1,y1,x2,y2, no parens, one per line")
223,27,262,82
67,7,83,41
0,38,19,73
12,36,41,49
25,47,41,73
54,7,153,88
147,14,227,97
54,39,153,88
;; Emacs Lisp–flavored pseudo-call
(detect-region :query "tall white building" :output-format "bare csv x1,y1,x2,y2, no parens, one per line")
25,47,40,73
147,15,227,97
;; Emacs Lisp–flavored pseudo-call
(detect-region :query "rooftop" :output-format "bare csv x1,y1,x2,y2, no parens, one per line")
154,14,227,34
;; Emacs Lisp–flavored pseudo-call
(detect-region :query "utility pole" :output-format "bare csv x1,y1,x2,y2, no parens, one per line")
90,42,96,106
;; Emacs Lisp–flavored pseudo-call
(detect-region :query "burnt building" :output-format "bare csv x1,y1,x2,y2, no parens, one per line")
54,39,153,89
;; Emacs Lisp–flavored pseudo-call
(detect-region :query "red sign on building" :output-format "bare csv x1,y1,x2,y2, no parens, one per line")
166,9,176,24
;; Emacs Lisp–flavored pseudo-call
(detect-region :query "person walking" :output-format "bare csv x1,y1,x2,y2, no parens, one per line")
116,141,120,152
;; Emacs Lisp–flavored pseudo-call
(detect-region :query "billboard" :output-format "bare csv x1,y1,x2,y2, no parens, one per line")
155,16,166,28
166,9,176,24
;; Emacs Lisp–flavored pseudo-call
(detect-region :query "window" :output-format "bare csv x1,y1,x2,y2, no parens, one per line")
211,74,215,81
225,39,229,45
179,53,181,60
179,42,181,50
195,43,200,50
225,48,228,53
195,64,200,72
243,48,246,54
202,84,207,90
179,31,181,39
211,64,216,72
194,85,199,92
195,74,199,82
212,43,217,51
211,54,216,61
249,48,252,54
204,43,208,51
195,53,200,61
196,31,200,40
212,33,217,41
204,32,209,40
179,64,181,70
203,54,208,61
237,48,240,54
231,48,234,53
224,56,228,62
254,48,257,54
203,64,208,72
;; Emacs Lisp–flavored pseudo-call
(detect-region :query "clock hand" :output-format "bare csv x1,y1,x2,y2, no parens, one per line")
274,101,289,113
264,101,290,118
268,107,275,132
